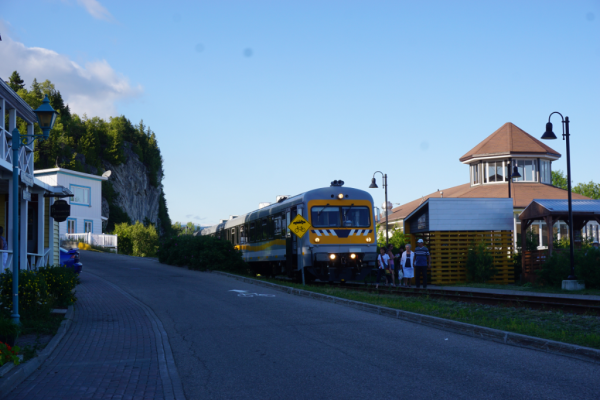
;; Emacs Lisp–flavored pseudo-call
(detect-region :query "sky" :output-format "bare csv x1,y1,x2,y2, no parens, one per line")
1,0,599,227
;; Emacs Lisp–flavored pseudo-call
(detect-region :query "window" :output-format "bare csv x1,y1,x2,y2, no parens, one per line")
514,159,537,182
84,220,93,233
486,161,504,183
273,215,284,238
472,164,480,185
540,160,552,184
67,219,76,234
261,218,269,240
249,222,256,242
240,225,247,244
70,185,91,206
311,206,341,227
341,207,371,227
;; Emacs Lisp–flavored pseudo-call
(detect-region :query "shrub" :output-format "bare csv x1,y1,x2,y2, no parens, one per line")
37,266,78,307
577,249,600,288
537,248,600,288
158,235,247,273
114,221,159,257
78,242,92,250
465,241,497,283
0,317,20,346
0,269,53,319
0,341,21,366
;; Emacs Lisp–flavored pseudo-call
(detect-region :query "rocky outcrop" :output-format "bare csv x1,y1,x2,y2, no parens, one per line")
102,143,163,231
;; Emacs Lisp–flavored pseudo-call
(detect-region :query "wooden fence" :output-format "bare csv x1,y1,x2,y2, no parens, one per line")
420,231,514,285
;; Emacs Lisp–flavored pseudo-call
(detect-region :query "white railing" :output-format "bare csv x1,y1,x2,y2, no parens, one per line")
27,248,51,270
61,233,118,249
0,250,13,271
0,127,32,172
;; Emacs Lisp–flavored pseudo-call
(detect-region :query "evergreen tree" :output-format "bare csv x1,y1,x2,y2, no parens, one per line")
8,71,25,92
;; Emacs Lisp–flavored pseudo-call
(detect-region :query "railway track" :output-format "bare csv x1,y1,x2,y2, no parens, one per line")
275,279,600,315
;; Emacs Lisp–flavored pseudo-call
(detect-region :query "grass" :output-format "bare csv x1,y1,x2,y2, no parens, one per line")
441,282,600,296
251,276,600,350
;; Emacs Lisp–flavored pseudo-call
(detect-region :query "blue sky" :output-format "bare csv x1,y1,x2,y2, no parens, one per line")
1,0,599,226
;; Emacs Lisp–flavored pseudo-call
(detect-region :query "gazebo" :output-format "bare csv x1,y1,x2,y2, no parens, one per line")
518,199,600,281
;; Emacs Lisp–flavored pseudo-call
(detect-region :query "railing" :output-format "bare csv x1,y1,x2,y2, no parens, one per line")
0,126,33,172
61,233,118,249
27,248,51,270
0,250,13,271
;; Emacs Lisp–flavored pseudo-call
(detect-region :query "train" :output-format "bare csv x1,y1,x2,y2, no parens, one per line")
201,180,379,281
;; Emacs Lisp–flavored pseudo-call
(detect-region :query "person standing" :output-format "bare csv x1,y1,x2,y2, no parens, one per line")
376,247,390,289
386,244,397,287
414,239,430,289
400,244,414,287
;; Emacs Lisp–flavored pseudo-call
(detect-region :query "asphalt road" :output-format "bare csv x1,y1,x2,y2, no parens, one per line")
82,251,600,400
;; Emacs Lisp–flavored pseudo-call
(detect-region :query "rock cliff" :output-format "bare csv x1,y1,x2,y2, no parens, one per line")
101,142,163,232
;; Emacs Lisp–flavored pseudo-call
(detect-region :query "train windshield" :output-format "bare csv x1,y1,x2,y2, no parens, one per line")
311,206,340,227
342,207,370,227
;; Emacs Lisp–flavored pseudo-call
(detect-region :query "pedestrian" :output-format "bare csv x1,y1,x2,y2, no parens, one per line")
376,247,390,289
414,238,430,289
386,244,397,287
400,244,414,287
0,227,6,269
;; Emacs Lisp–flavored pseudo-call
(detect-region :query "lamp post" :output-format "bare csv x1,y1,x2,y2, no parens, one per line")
369,172,388,246
507,159,522,199
11,94,57,324
541,112,576,280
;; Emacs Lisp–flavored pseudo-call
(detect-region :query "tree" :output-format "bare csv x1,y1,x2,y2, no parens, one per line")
8,71,25,92
573,181,600,200
552,170,568,190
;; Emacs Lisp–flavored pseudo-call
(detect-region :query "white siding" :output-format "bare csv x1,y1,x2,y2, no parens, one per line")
428,198,514,231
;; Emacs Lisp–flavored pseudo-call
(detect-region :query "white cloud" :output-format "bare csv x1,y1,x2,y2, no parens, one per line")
76,0,115,22
0,33,142,119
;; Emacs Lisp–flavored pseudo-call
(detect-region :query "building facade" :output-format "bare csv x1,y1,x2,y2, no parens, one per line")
34,168,107,236
385,122,596,249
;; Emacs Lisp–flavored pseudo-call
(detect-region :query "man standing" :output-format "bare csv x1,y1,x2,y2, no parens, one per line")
414,239,430,289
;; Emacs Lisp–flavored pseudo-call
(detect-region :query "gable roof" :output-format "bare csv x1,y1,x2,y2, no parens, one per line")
459,122,561,163
385,182,591,223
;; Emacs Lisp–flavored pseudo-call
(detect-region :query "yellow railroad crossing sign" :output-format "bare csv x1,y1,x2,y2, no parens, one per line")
288,215,311,238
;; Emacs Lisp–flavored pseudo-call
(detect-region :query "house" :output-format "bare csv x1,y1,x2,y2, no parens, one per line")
385,122,595,249
34,168,108,236
0,79,65,268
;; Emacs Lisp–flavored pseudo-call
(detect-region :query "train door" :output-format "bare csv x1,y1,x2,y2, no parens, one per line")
285,207,297,275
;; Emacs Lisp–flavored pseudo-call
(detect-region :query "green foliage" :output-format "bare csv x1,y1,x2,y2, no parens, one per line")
158,235,247,273
552,169,600,199
0,317,20,345
465,242,498,283
7,71,25,92
158,190,173,237
0,341,21,366
0,270,52,319
113,221,159,257
376,226,410,252
538,248,600,289
37,266,78,308
552,170,568,190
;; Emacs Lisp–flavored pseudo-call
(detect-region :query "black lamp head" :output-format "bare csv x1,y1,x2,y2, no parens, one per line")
369,178,378,189
511,165,522,179
541,122,557,140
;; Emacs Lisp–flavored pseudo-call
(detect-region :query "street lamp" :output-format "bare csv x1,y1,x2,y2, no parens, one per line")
507,160,521,199
369,172,389,246
10,94,58,324
541,112,576,280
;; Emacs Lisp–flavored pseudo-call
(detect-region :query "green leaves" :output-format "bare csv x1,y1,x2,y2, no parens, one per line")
465,242,498,283
553,169,600,200
113,221,159,257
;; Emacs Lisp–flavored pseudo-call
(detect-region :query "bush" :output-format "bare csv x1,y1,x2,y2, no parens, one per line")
0,317,20,346
538,249,600,288
0,269,53,319
465,242,498,283
37,266,78,307
114,221,159,257
0,341,21,366
158,235,247,273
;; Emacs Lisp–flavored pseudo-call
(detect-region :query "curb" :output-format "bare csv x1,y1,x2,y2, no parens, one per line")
0,305,74,397
212,271,600,365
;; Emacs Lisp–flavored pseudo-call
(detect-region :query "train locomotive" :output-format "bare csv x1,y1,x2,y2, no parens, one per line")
201,180,379,281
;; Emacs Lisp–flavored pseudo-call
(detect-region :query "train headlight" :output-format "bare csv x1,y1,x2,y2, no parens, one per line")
350,253,356,259
338,193,344,199
314,237,320,243
329,254,336,260
366,237,372,243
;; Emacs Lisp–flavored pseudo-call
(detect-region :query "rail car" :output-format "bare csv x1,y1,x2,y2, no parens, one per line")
201,180,379,281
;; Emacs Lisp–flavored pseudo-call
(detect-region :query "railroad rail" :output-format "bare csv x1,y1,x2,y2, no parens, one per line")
275,278,600,315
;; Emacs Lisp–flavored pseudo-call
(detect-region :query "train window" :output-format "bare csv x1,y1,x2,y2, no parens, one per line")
231,228,236,244
342,207,370,227
240,225,247,244
311,206,340,227
261,218,269,240
273,215,283,238
249,222,256,242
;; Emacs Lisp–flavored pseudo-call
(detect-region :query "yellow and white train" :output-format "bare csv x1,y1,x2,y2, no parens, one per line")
201,180,379,281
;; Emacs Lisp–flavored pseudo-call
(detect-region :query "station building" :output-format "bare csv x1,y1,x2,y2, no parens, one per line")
386,122,595,250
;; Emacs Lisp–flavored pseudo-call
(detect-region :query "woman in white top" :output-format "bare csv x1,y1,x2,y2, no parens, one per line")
376,247,390,289
400,244,415,287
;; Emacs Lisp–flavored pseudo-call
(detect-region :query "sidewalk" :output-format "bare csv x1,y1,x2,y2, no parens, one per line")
5,272,183,400
426,285,600,301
